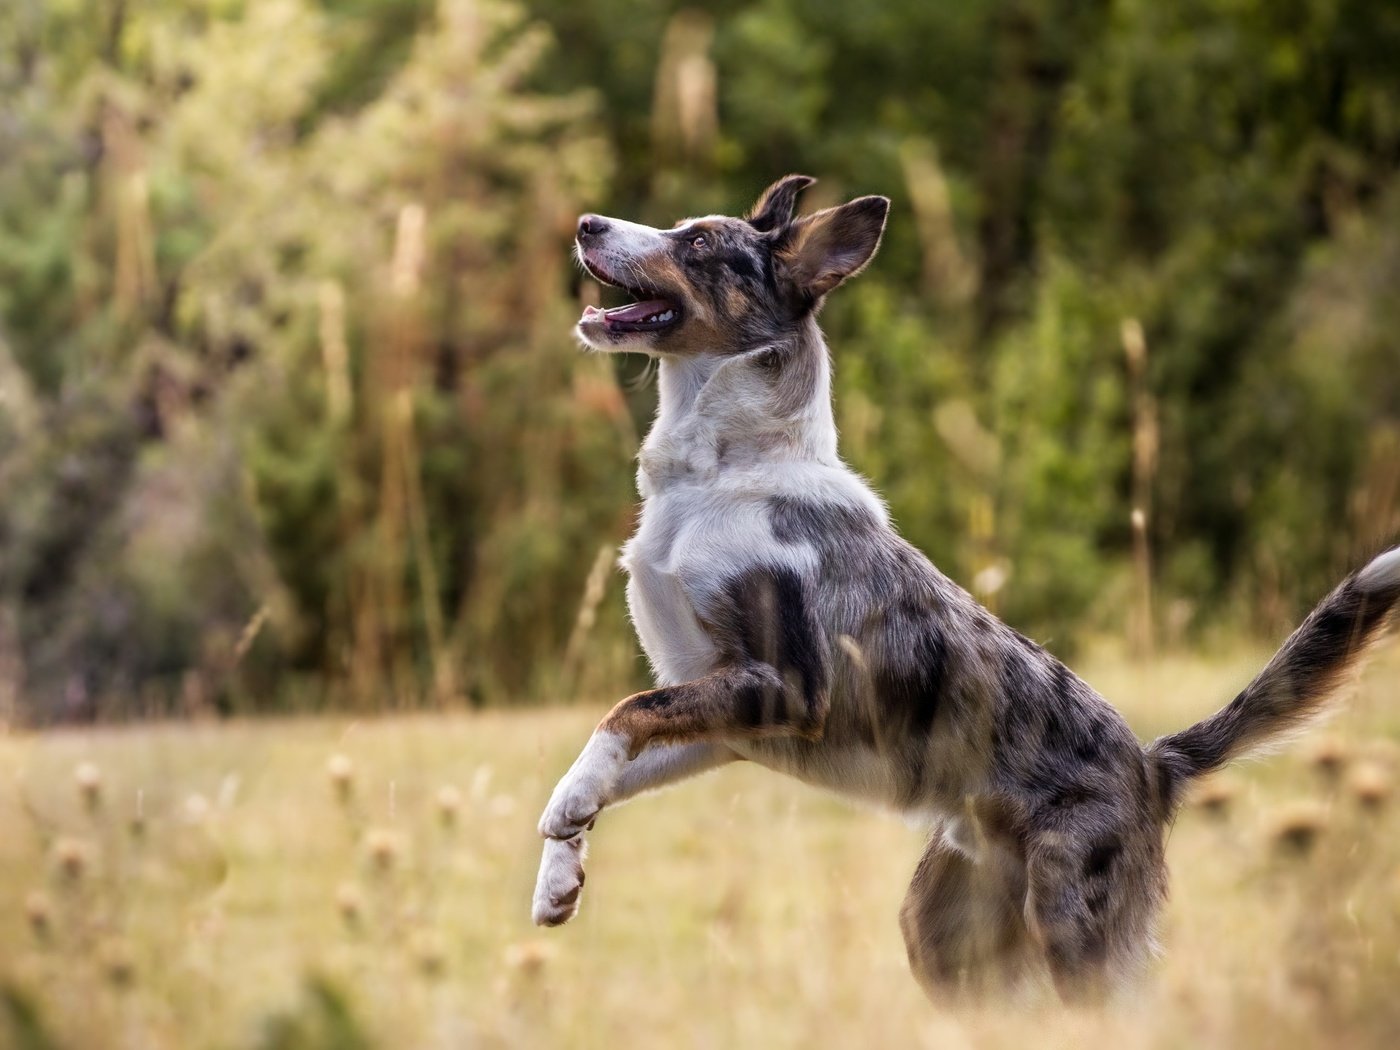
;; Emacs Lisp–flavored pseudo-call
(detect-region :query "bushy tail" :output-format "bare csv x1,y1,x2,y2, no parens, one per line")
1149,547,1400,814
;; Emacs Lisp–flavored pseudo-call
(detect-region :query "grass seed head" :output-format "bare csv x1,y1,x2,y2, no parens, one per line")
412,931,447,978
435,785,462,828
52,838,92,882
1306,736,1350,781
1347,762,1391,811
1192,776,1238,819
365,828,403,874
24,892,52,942
505,940,554,978
327,754,355,803
74,762,102,812
1267,801,1329,856
335,883,364,928
100,941,136,989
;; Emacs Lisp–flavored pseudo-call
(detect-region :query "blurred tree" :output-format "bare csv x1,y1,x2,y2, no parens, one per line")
0,0,626,717
1,0,1397,718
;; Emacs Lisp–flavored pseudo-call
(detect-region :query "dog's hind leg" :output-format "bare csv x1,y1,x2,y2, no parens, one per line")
1021,825,1160,1004
899,823,1033,1001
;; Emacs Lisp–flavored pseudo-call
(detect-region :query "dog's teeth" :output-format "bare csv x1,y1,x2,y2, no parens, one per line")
659,310,673,322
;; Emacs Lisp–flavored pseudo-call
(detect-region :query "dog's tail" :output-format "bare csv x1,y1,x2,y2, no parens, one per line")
1148,546,1400,815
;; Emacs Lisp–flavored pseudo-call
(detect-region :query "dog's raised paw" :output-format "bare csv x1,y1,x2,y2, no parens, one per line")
532,835,587,927
537,789,602,841
537,731,626,839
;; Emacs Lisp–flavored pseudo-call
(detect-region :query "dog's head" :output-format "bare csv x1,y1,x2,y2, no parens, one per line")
574,175,888,355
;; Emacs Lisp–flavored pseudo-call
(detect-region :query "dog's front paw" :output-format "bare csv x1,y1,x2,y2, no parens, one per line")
538,783,603,840
538,731,627,840
533,835,587,927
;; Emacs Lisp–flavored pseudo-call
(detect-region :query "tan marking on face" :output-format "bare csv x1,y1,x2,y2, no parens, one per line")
637,253,721,353
605,229,768,356
725,284,746,318
643,254,688,295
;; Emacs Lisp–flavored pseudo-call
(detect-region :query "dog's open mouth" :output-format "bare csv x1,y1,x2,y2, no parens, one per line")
583,298,679,333
579,260,681,334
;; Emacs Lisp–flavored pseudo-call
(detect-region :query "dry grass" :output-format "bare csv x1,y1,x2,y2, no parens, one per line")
2,642,1400,1049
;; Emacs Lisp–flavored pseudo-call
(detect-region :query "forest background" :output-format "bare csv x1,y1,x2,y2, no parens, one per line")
3,0,1398,721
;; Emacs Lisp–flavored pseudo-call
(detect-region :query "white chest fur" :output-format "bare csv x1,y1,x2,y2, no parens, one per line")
617,351,885,688
619,496,719,686
620,479,819,685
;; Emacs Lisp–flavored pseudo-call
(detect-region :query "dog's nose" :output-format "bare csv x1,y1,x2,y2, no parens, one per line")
577,214,609,242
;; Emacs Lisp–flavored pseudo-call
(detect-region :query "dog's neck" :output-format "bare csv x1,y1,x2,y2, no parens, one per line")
638,316,839,496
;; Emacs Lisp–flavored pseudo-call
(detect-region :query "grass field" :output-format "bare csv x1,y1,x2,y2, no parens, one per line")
3,642,1400,1049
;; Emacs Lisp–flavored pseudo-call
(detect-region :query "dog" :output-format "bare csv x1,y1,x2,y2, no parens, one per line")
532,173,1400,1002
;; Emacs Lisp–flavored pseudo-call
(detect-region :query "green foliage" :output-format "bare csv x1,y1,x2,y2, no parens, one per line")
1,0,1397,715
990,262,1131,639
257,977,373,1050
0,0,621,715
1,982,62,1050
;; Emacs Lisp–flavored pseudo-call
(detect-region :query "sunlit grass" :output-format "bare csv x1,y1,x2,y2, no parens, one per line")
2,641,1399,1048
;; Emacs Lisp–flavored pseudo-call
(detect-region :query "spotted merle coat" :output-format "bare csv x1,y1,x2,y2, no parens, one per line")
533,174,1400,1003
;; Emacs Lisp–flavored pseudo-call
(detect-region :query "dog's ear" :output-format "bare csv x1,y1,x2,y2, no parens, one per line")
747,174,816,233
774,195,889,301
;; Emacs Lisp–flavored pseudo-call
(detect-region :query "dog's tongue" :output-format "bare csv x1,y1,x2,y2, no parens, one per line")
602,299,672,324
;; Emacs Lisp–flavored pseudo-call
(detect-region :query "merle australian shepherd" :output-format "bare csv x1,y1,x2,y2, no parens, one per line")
531,174,1400,1003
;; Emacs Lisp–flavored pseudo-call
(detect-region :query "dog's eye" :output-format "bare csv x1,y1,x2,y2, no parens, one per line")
690,235,707,251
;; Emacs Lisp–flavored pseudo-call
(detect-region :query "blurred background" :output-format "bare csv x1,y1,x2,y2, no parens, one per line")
2,0,1398,723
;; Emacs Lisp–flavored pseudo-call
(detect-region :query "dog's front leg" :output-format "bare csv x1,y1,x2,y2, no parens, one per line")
540,661,822,840
531,741,736,927
533,659,826,926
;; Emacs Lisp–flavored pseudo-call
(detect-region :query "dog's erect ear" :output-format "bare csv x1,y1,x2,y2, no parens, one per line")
747,174,817,233
774,195,890,301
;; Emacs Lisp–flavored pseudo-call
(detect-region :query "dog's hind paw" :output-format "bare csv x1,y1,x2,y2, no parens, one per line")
532,835,587,927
